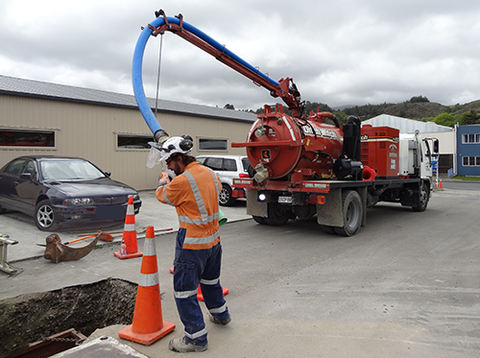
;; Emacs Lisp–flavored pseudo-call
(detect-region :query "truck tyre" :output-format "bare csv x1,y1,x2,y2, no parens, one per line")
334,190,363,237
219,184,236,206
252,216,267,225
264,202,290,226
319,225,336,234
35,199,58,231
412,181,429,212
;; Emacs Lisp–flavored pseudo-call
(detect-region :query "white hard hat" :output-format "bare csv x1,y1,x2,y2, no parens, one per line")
159,135,193,162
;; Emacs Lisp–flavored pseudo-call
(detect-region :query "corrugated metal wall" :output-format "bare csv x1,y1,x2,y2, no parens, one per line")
0,95,252,189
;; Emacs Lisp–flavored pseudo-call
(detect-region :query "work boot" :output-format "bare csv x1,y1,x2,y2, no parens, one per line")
168,337,208,353
209,314,231,325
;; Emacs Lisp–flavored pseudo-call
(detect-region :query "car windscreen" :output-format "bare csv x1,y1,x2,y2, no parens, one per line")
40,160,106,180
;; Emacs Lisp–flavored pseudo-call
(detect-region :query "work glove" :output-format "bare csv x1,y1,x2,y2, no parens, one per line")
158,172,170,187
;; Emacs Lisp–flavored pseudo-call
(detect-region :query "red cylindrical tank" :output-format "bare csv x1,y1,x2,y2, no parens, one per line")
235,105,343,180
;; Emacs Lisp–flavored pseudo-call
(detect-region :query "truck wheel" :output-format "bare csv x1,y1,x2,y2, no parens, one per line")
35,199,58,231
264,203,290,226
219,184,236,206
319,225,336,234
334,190,363,237
412,181,429,212
252,216,267,225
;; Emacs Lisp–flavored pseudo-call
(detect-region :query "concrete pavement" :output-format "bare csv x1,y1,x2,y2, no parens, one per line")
0,190,249,263
2,188,478,358
0,191,250,357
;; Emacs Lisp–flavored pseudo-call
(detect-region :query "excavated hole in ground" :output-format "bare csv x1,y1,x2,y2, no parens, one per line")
0,278,140,357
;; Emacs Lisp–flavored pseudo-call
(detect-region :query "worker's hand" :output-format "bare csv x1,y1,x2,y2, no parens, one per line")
158,172,170,187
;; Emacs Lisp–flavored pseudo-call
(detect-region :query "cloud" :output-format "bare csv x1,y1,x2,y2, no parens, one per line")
2,0,480,111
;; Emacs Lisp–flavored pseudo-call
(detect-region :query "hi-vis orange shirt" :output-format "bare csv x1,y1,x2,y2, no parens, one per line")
156,161,222,250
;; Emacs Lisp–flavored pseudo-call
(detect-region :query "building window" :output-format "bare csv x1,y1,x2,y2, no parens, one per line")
117,135,152,149
198,138,228,151
462,133,480,143
462,156,480,166
0,129,55,147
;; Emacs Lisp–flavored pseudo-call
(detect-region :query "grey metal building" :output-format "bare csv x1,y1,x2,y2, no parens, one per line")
0,75,256,189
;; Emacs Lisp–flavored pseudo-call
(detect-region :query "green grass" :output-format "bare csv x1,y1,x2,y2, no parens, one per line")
451,175,480,181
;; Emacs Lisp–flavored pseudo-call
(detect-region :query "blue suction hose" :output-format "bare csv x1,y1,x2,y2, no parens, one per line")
132,15,281,138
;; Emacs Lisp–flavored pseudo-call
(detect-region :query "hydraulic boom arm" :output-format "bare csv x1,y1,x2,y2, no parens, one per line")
132,10,304,142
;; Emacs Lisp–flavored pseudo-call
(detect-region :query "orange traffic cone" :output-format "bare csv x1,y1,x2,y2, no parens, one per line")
118,226,175,345
440,178,443,189
169,267,229,302
197,285,229,302
114,196,143,259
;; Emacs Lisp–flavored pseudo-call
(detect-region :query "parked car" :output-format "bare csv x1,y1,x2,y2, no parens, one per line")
0,156,142,231
196,155,250,206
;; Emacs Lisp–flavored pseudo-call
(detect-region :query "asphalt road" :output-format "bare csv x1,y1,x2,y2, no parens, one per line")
1,188,479,357
442,179,480,191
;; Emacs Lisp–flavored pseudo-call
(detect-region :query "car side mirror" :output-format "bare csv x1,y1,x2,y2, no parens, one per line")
21,172,33,180
105,172,111,177
433,139,439,153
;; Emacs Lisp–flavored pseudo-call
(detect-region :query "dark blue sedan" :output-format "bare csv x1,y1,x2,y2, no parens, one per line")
0,156,141,231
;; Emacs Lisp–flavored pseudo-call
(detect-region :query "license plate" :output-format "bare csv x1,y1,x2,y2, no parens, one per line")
278,196,292,204
96,205,126,220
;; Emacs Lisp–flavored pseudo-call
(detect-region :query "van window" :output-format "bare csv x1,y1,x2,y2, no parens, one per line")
204,157,223,171
224,159,237,171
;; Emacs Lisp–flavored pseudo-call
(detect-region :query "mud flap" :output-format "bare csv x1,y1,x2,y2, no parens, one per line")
316,187,367,228
316,188,343,227
246,189,267,218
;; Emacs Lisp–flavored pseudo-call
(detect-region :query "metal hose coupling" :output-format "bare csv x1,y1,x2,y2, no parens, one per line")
253,162,270,184
154,130,170,144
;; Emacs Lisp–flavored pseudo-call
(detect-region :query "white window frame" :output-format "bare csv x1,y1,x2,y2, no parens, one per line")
462,156,480,166
197,137,229,152
462,133,480,143
0,128,57,149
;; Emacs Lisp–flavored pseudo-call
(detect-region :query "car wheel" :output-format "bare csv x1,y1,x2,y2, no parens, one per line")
219,184,236,206
0,206,6,214
35,199,58,231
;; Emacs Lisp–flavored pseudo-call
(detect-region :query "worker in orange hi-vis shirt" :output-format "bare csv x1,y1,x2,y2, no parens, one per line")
155,135,231,353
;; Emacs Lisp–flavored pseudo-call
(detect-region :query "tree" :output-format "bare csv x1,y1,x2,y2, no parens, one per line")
409,96,430,103
433,113,455,127
461,110,480,125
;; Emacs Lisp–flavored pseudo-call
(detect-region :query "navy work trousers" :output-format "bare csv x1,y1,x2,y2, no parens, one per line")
173,228,229,346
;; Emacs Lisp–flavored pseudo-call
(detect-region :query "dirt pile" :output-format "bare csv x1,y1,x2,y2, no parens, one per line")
0,278,138,356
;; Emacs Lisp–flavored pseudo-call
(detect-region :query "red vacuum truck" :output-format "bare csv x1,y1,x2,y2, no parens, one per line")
132,11,439,236
232,111,438,236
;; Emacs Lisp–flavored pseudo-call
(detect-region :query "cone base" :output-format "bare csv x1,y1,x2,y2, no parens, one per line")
198,287,229,302
114,251,143,260
118,321,176,346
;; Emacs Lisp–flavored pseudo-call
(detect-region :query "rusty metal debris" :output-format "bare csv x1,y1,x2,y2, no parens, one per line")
43,233,100,263
3,328,86,358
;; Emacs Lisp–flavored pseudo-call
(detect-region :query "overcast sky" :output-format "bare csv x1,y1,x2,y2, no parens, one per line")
2,0,480,111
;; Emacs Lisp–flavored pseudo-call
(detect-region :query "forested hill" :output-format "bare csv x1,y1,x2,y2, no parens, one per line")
246,96,480,127
339,97,480,122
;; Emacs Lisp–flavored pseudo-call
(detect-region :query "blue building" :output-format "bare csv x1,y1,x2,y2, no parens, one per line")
456,124,480,176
